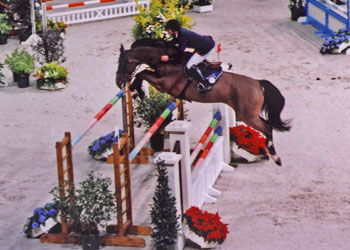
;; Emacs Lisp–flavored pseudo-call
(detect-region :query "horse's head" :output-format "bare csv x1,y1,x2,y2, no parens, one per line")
116,44,140,89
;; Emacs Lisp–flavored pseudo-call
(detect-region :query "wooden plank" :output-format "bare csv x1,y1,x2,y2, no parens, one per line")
40,233,81,244
101,235,145,247
106,225,152,236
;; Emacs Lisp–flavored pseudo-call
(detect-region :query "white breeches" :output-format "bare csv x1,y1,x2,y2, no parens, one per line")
186,49,213,69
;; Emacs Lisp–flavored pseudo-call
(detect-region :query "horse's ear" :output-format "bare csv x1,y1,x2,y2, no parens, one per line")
120,44,125,55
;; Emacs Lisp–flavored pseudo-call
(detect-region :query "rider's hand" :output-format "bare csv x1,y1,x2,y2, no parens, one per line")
161,55,169,61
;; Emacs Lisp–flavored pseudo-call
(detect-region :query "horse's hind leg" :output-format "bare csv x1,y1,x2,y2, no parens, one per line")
244,117,282,166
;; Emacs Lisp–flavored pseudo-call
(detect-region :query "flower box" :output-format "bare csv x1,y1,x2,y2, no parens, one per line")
193,4,213,13
183,221,217,249
31,217,58,238
229,123,268,162
182,206,228,248
231,142,265,162
38,82,66,90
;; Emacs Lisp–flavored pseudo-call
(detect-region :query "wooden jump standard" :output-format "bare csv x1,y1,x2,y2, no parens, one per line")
41,132,151,247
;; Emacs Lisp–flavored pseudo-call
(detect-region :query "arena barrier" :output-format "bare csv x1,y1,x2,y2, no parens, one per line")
304,0,350,35
44,0,150,24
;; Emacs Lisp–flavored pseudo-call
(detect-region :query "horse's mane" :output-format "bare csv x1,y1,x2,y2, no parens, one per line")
131,38,175,49
130,38,191,64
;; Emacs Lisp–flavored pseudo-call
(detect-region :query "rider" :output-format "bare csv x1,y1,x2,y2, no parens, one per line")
161,19,215,91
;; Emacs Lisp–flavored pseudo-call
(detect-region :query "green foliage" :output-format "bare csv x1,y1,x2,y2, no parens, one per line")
133,0,191,40
50,172,117,235
133,87,173,132
0,13,11,34
4,48,35,75
150,160,179,249
36,62,68,87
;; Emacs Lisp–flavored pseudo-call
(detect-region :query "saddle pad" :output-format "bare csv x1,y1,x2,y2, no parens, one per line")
205,69,223,84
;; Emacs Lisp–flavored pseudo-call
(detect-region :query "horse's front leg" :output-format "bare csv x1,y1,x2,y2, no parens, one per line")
130,75,145,100
138,70,169,93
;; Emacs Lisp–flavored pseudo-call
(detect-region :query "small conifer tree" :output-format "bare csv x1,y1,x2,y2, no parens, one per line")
150,160,179,249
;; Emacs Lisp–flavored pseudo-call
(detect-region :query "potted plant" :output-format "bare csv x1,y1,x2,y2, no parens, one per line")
87,129,122,160
183,206,229,248
288,0,305,21
150,160,180,249
192,0,213,13
320,28,350,55
23,202,59,238
0,63,6,86
133,87,174,152
133,0,191,40
35,62,68,90
4,48,35,88
229,123,268,162
0,13,12,44
50,172,117,250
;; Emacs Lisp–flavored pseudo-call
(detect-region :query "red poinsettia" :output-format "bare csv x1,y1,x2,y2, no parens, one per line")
183,206,229,244
230,124,267,155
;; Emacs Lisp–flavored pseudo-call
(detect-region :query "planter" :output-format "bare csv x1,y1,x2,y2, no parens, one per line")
13,72,20,82
17,73,30,88
81,234,100,250
183,222,217,249
150,132,164,152
31,218,58,238
0,33,8,45
290,6,305,21
231,142,265,162
193,4,213,13
38,81,66,90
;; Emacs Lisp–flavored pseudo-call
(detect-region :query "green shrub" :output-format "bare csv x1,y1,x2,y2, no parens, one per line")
4,48,35,75
132,0,191,40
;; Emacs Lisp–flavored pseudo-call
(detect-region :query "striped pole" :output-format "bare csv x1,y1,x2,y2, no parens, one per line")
71,90,125,147
193,126,222,170
190,111,221,163
129,102,176,162
45,0,117,10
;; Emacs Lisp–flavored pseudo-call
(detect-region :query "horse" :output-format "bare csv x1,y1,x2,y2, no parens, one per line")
116,40,290,166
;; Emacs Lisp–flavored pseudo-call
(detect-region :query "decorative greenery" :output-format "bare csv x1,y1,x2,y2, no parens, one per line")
37,19,68,34
320,28,350,55
32,29,66,64
0,63,5,85
0,13,11,34
150,160,179,249
183,206,229,245
4,48,35,75
35,62,68,88
23,202,58,238
88,130,122,159
133,0,191,40
10,0,31,28
288,0,304,9
50,172,117,235
133,87,174,133
230,124,267,155
192,0,212,6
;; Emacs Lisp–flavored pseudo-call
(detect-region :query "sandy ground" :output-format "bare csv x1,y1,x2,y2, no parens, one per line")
1,0,350,249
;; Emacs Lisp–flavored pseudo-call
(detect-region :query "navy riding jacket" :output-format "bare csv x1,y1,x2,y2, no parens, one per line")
175,28,215,56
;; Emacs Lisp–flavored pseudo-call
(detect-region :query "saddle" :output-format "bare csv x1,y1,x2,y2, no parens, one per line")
200,60,223,84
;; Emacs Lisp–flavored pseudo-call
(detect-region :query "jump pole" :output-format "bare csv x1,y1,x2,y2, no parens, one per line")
71,90,125,147
129,102,176,162
192,126,223,170
189,111,221,164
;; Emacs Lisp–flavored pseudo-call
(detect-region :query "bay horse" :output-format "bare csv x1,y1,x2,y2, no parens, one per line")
116,40,290,166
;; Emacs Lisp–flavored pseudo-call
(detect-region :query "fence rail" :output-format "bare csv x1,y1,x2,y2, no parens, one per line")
47,0,150,24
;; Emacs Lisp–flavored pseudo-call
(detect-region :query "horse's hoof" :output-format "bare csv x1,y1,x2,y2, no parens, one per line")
271,155,282,166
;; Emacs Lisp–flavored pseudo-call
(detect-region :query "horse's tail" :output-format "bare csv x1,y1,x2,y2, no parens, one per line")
260,80,291,132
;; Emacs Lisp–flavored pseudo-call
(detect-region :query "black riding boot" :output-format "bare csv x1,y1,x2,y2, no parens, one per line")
187,65,211,93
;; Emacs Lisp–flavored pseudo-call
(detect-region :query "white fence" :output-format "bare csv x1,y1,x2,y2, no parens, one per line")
46,0,150,24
